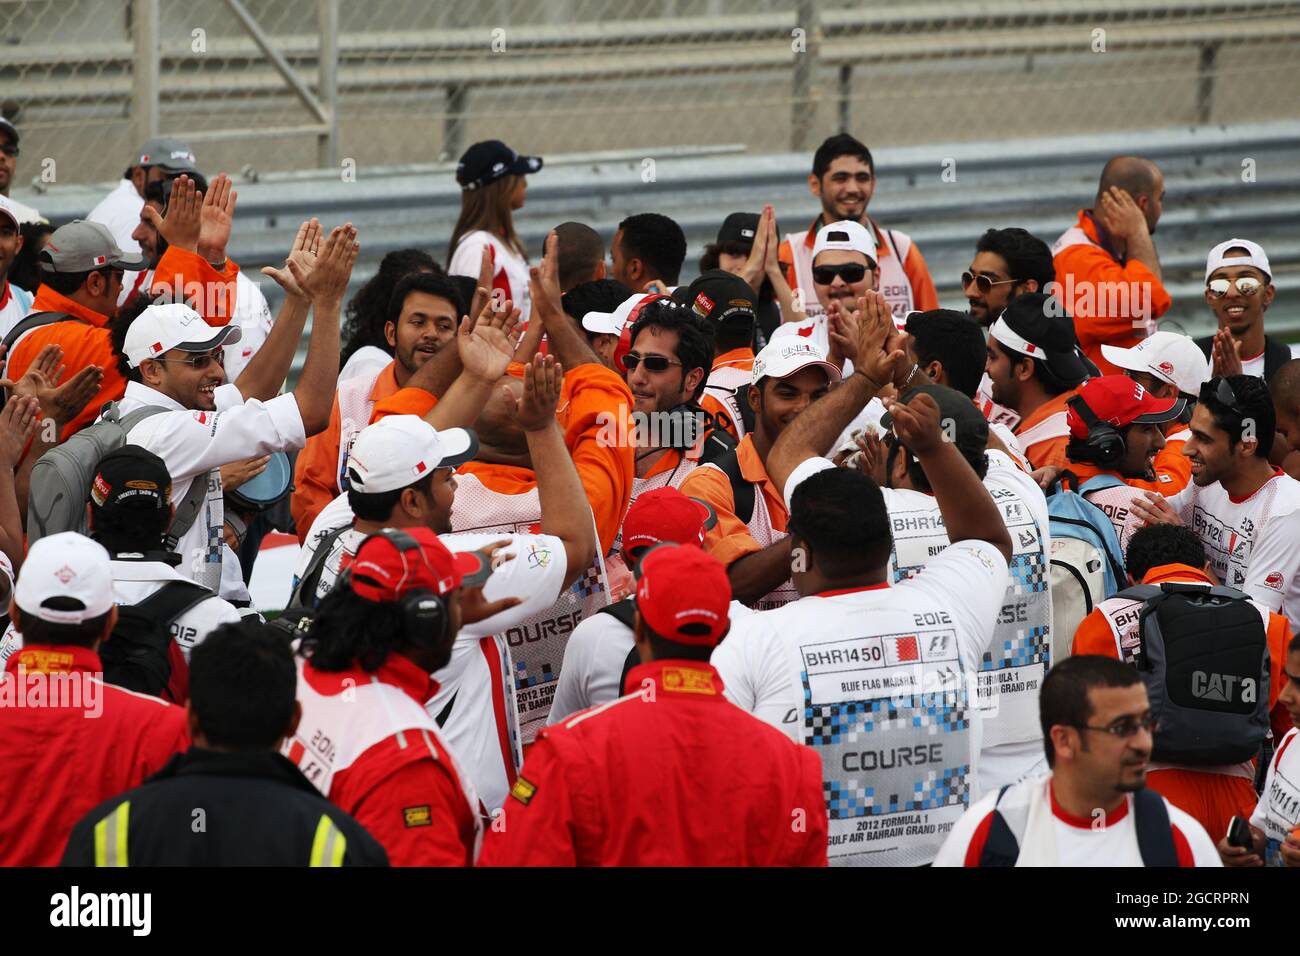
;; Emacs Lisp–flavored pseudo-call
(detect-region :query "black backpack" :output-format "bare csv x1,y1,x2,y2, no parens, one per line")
99,580,213,701
979,785,1178,866
1114,581,1271,766
287,524,351,609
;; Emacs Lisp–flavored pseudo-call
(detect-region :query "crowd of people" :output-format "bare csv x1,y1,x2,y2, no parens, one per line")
2,112,1299,868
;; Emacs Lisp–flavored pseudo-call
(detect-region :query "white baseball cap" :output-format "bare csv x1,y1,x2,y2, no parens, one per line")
0,196,19,231
752,338,842,386
1205,238,1271,282
123,303,242,368
581,292,665,336
811,220,877,266
1101,330,1210,397
346,415,479,495
15,532,114,625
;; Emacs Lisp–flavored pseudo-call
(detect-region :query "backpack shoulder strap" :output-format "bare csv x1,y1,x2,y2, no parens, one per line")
114,404,172,433
165,470,210,550
0,311,77,354
712,449,755,526
289,523,352,608
1132,788,1180,867
132,578,214,624
1078,474,1127,495
1114,584,1163,603
978,785,1021,867
597,596,637,629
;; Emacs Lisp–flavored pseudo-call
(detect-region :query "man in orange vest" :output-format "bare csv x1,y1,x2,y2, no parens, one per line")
1053,156,1172,375
778,133,937,323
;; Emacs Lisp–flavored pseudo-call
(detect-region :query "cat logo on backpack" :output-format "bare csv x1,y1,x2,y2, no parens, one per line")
1191,671,1257,704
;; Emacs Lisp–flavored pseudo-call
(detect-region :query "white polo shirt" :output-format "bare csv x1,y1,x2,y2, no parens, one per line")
114,380,306,598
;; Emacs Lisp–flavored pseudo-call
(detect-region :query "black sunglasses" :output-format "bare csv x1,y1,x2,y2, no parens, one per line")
812,263,869,285
1215,377,1244,416
620,352,682,373
0,144,17,158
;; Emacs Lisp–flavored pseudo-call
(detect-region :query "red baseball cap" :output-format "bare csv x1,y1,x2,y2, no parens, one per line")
621,488,718,556
342,528,490,603
1067,375,1187,439
633,543,732,646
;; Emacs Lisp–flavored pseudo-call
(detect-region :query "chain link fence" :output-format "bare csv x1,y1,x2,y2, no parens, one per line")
2,0,1299,188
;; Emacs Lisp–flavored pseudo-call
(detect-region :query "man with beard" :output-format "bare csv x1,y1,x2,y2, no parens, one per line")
1053,156,1172,375
935,655,1220,866
291,270,465,539
966,227,1056,429
778,133,937,321
1132,374,1300,639
1196,239,1289,384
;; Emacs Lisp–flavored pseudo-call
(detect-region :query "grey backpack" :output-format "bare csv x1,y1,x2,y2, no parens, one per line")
27,402,207,547
1115,581,1271,766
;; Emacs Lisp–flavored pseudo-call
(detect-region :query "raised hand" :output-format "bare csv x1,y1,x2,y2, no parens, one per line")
1211,326,1243,377
1098,186,1149,244
739,207,771,292
288,223,358,304
507,353,563,432
197,173,238,265
468,246,494,327
849,291,906,387
261,218,323,298
458,296,522,383
530,231,564,324
0,395,39,470
1131,490,1183,527
144,174,202,252
882,391,944,456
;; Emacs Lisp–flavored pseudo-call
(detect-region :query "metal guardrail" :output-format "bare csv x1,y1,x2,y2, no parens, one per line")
16,120,1300,383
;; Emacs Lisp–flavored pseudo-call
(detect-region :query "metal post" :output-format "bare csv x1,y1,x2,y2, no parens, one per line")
444,84,467,162
318,0,340,168
791,0,820,151
1196,42,1220,125
222,0,331,125
838,64,852,133
132,0,160,148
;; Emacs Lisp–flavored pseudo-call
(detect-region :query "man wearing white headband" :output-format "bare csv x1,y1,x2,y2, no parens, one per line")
1196,239,1287,384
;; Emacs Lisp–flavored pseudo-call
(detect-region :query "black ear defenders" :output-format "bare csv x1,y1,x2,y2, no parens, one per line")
340,528,450,648
1067,395,1125,466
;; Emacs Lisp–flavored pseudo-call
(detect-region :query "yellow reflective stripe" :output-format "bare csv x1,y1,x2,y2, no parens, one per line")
93,801,130,867
309,814,347,867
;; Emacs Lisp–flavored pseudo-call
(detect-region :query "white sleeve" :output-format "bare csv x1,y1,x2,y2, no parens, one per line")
449,232,490,278
1166,802,1225,866
932,790,1002,867
1241,505,1300,617
897,540,1010,668
127,386,306,482
548,615,601,724
174,596,243,661
445,533,568,638
783,456,838,513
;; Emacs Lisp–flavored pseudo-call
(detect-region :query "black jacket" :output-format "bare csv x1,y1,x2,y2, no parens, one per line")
1195,333,1292,384
61,747,388,867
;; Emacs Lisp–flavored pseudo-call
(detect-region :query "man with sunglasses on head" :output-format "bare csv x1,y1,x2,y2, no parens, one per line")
1196,239,1287,384
107,225,356,599
935,655,1220,866
1133,374,1300,639
778,133,938,321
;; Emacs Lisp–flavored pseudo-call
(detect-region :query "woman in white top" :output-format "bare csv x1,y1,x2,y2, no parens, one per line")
447,139,541,324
